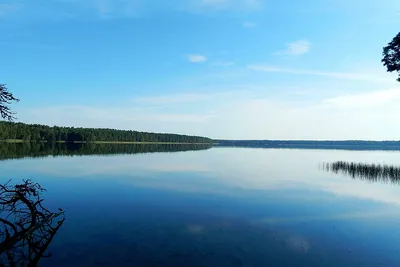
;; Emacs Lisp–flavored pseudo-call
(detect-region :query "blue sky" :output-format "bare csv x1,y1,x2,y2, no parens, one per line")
1,0,400,140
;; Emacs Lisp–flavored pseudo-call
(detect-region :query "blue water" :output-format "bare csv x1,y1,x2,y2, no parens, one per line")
2,147,400,266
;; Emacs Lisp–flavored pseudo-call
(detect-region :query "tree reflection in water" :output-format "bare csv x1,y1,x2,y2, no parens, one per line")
0,180,65,267
0,142,213,161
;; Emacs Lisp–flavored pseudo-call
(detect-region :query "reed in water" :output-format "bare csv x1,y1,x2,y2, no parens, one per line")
323,161,400,185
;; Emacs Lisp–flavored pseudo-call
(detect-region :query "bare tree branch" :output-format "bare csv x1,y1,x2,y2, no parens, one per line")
0,84,19,121
0,180,65,266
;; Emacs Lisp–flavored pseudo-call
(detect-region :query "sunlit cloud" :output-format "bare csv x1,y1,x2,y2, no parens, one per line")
321,88,400,109
248,65,393,82
188,54,208,63
275,40,311,55
19,105,215,133
134,93,209,104
15,83,400,140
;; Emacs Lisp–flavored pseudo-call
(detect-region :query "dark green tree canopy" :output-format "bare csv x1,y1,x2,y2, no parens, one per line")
0,84,19,121
0,121,214,143
382,32,400,82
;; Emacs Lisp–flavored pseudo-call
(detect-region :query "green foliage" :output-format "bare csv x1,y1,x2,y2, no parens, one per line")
382,32,400,82
0,84,19,121
0,121,213,144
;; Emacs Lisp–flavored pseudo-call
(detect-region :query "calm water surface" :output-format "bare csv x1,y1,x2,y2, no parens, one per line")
2,145,400,266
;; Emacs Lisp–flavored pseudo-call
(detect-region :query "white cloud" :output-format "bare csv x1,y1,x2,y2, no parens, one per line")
276,40,311,55
18,105,215,135
16,85,400,140
188,54,208,63
321,88,400,109
211,98,393,140
134,93,209,104
242,21,257,28
248,65,393,82
287,40,311,55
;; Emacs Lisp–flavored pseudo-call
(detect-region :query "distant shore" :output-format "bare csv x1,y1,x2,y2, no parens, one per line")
214,140,400,151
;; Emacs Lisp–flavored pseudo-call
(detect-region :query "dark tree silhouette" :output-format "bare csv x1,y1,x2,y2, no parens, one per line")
382,32,400,82
0,179,65,266
0,84,19,121
0,142,213,161
0,121,213,143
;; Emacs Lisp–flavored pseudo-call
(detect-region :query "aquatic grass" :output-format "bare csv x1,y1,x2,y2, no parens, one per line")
323,161,400,185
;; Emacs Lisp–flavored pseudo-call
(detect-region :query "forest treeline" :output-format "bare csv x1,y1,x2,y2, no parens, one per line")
0,121,213,143
0,142,213,161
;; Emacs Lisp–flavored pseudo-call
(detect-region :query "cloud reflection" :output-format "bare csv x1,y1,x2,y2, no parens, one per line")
286,236,310,253
186,225,205,235
255,209,400,225
3,147,400,207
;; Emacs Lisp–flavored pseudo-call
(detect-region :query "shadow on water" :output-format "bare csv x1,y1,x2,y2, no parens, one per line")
0,180,65,267
0,142,213,161
322,161,400,185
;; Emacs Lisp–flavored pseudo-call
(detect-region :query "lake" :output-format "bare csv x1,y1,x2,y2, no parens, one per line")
2,143,400,266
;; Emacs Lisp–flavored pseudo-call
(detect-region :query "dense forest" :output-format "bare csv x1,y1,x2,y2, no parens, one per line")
0,142,213,161
215,140,400,151
0,122,213,143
